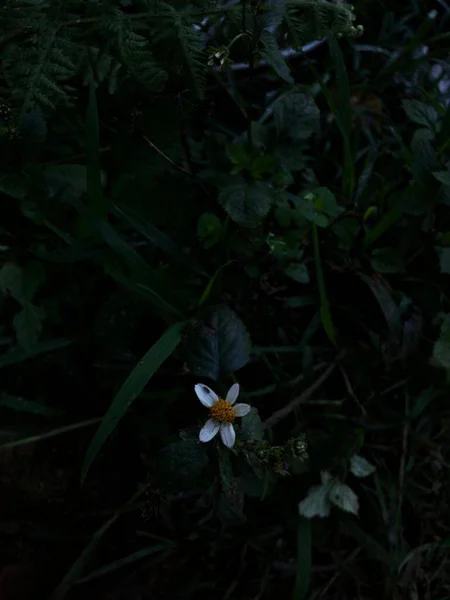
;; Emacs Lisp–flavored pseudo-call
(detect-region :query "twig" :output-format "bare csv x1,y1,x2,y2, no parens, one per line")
143,135,189,176
262,350,346,431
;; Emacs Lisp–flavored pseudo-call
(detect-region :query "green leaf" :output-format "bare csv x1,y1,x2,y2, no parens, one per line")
329,481,359,514
157,439,208,489
186,305,251,381
402,99,438,128
0,394,59,417
197,212,221,249
432,314,450,371
0,261,45,305
113,204,208,277
46,164,89,197
312,224,336,345
371,247,405,274
350,455,376,478
0,175,27,199
298,483,331,518
293,518,312,600
219,180,273,228
82,321,185,481
240,407,263,442
85,82,106,216
437,247,450,274
13,304,43,353
260,30,294,84
273,92,319,140
433,171,450,187
285,263,310,284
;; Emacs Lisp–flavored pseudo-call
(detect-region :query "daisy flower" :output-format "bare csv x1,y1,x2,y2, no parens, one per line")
195,383,251,448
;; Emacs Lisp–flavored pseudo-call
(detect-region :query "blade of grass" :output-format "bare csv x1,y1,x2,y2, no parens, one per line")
0,338,72,368
51,487,145,600
312,224,336,345
112,203,208,277
363,202,403,248
0,418,101,450
340,514,392,567
76,542,176,585
198,260,235,308
81,321,185,482
293,517,311,600
85,82,106,217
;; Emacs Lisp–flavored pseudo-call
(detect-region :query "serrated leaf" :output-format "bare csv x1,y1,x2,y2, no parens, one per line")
240,407,263,442
186,305,251,381
371,247,405,274
260,30,294,84
13,304,43,353
82,321,184,481
350,455,376,478
219,180,273,228
273,92,319,140
402,99,438,128
432,314,450,370
298,484,331,519
329,481,359,514
157,439,208,489
285,263,309,284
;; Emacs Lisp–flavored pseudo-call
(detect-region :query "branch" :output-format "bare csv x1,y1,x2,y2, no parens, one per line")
262,349,346,430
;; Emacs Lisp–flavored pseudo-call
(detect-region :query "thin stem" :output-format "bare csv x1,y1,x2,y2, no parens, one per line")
262,350,346,430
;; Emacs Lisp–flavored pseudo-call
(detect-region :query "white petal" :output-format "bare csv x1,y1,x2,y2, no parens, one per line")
220,423,236,448
194,384,218,407
225,383,240,405
233,403,251,417
199,419,220,442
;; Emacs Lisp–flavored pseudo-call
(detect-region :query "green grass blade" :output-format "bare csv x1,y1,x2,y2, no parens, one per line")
0,418,101,450
198,260,235,308
363,203,403,248
0,394,60,417
85,82,106,216
81,321,185,482
293,517,311,600
0,338,72,368
51,487,145,600
112,204,208,277
76,542,175,585
312,224,337,345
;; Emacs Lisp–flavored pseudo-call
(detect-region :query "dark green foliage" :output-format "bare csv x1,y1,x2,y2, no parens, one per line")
2,1,450,599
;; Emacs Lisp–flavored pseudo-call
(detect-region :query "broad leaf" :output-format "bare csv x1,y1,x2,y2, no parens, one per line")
329,481,359,515
13,304,43,352
434,171,450,187
285,263,310,284
186,305,251,381
371,247,405,274
437,247,450,274
298,483,331,519
157,439,208,489
82,321,185,481
219,180,273,228
240,408,263,442
350,455,376,478
273,92,320,140
402,99,438,128
432,314,450,371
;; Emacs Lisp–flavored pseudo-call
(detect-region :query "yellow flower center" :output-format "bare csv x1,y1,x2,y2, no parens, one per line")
210,398,235,423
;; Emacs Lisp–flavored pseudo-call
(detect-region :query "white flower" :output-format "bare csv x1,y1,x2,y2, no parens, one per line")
195,383,251,448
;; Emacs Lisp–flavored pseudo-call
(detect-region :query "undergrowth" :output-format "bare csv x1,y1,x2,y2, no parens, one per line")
1,0,450,599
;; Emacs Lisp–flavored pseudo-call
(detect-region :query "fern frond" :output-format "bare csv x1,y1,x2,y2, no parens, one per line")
102,10,167,92
284,0,359,48
169,6,206,100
